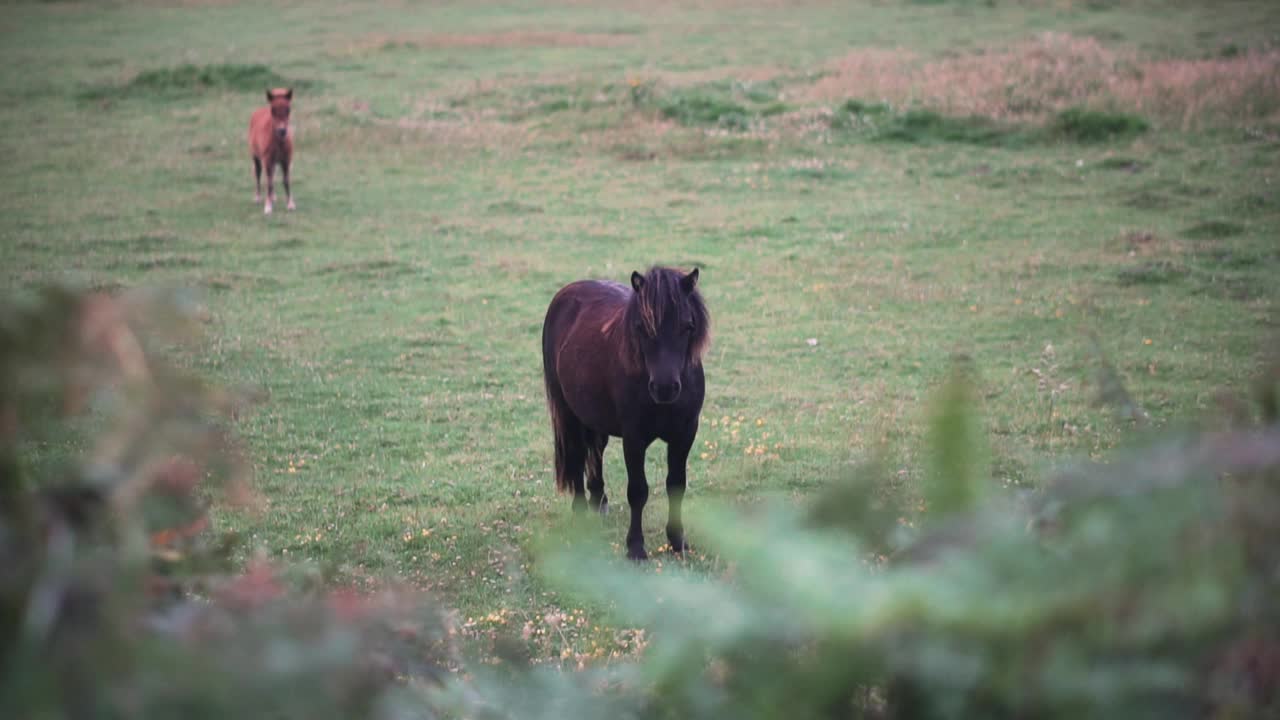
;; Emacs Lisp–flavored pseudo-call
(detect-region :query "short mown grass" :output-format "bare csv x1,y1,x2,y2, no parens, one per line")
3,0,1278,665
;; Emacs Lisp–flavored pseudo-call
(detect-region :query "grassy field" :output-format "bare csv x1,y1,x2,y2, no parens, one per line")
3,0,1278,663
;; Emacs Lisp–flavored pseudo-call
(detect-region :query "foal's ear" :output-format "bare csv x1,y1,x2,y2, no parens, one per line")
265,89,274,102
284,88,293,101
680,268,699,293
630,271,645,292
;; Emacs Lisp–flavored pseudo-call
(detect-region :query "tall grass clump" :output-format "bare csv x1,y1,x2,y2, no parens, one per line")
1050,107,1149,142
1112,49,1280,130
875,109,1030,145
81,64,313,101
807,33,1280,129
653,80,788,130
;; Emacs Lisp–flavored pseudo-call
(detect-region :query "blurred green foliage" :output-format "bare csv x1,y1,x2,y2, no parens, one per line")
0,289,454,719
511,374,1279,719
3,288,1278,718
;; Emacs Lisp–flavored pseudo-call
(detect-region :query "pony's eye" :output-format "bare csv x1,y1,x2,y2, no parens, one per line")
683,322,695,335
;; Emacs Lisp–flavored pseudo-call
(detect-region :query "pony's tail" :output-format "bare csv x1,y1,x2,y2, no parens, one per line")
542,325,570,494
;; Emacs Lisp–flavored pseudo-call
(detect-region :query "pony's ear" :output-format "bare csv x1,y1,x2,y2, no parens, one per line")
265,89,274,102
680,268,699,293
630,271,645,293
285,88,293,101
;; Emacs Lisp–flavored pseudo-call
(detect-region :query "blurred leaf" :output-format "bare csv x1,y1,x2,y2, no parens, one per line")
924,363,990,520
1090,334,1149,425
806,459,908,557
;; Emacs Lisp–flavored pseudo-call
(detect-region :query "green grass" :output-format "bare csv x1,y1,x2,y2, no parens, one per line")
874,109,1033,146
1049,107,1149,142
842,107,1146,147
655,79,790,130
2,0,1278,663
80,63,315,102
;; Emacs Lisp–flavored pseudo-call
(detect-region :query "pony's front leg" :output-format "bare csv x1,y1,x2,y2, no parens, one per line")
665,434,694,553
263,163,275,215
622,435,652,560
282,161,295,211
253,157,262,203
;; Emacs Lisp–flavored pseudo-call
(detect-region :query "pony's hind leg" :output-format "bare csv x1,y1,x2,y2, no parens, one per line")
585,432,609,514
546,380,588,510
562,430,589,513
253,157,262,203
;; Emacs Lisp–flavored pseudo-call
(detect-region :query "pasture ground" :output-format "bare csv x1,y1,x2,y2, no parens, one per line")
3,0,1278,663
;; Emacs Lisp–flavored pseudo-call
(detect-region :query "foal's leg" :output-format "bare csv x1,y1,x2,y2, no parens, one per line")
253,157,262,203
282,160,295,211
622,435,653,560
264,161,275,215
665,433,694,553
585,432,608,514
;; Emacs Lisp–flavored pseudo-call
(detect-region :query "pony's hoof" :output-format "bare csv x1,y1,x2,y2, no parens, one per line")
287,200,296,211
254,194,261,203
264,204,273,215
667,527,688,554
626,545,648,562
594,498,609,516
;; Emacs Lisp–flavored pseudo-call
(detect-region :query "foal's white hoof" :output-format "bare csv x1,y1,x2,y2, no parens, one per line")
287,199,296,211
264,202,273,215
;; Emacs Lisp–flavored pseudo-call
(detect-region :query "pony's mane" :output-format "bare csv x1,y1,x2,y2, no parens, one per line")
621,267,710,371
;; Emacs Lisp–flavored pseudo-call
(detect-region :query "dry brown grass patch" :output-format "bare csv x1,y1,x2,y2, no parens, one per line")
1113,51,1280,130
554,0,833,8
312,101,531,155
336,30,635,55
644,65,790,87
806,34,1280,128
1109,230,1187,259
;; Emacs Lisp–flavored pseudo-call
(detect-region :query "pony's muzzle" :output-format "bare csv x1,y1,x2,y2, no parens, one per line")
275,127,287,139
648,380,682,404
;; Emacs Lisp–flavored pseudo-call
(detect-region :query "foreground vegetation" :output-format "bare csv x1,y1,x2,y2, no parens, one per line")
4,289,1279,717
2,0,1279,708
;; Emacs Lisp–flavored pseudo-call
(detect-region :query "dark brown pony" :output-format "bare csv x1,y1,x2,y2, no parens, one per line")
542,267,710,560
248,88,294,215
